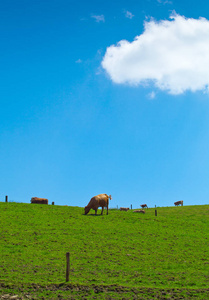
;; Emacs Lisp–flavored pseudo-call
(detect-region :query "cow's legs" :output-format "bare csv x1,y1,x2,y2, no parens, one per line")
95,209,97,215
101,207,104,215
107,204,108,215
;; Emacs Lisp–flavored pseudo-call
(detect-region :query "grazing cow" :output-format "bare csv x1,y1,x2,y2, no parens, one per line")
140,204,148,209
85,194,112,215
120,207,129,211
134,210,145,213
31,197,48,204
174,200,183,206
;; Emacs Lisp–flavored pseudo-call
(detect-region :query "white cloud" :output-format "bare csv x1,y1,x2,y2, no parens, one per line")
91,14,105,23
102,14,209,95
75,59,82,63
125,11,134,19
80,17,87,21
157,0,172,4
148,91,156,99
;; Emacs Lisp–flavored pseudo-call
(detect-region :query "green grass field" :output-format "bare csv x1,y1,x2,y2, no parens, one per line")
1,202,209,299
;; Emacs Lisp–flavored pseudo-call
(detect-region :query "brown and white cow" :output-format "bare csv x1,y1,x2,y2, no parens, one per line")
140,204,148,209
134,210,145,213
120,207,129,211
174,200,183,206
84,194,112,215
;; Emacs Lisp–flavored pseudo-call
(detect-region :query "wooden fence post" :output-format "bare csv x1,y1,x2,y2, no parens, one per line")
155,209,157,216
131,204,132,210
5,195,8,203
52,202,54,205
66,252,70,282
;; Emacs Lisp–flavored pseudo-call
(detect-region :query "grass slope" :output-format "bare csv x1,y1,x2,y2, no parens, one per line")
0,203,209,299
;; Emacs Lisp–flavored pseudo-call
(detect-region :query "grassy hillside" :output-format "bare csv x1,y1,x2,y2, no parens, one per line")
1,202,209,299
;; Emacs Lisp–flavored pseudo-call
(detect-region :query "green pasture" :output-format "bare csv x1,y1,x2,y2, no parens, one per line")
0,202,209,299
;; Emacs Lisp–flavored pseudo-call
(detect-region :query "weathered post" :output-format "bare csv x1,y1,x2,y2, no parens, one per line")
5,195,8,203
52,202,54,205
155,209,157,216
131,204,132,210
66,252,70,282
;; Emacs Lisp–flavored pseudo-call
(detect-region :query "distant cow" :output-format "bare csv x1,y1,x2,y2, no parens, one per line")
134,210,145,213
31,197,48,205
140,204,148,209
174,200,183,206
120,207,129,211
85,194,112,215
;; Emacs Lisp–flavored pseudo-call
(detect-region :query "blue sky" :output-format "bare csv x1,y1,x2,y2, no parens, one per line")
1,0,209,208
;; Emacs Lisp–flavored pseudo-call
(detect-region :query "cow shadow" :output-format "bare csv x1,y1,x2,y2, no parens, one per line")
83,213,105,217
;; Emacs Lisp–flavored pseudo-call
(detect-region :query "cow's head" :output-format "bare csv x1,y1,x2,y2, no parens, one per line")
84,206,90,215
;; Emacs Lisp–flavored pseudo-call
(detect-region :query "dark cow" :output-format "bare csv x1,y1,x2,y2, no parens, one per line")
174,200,183,206
31,197,48,204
